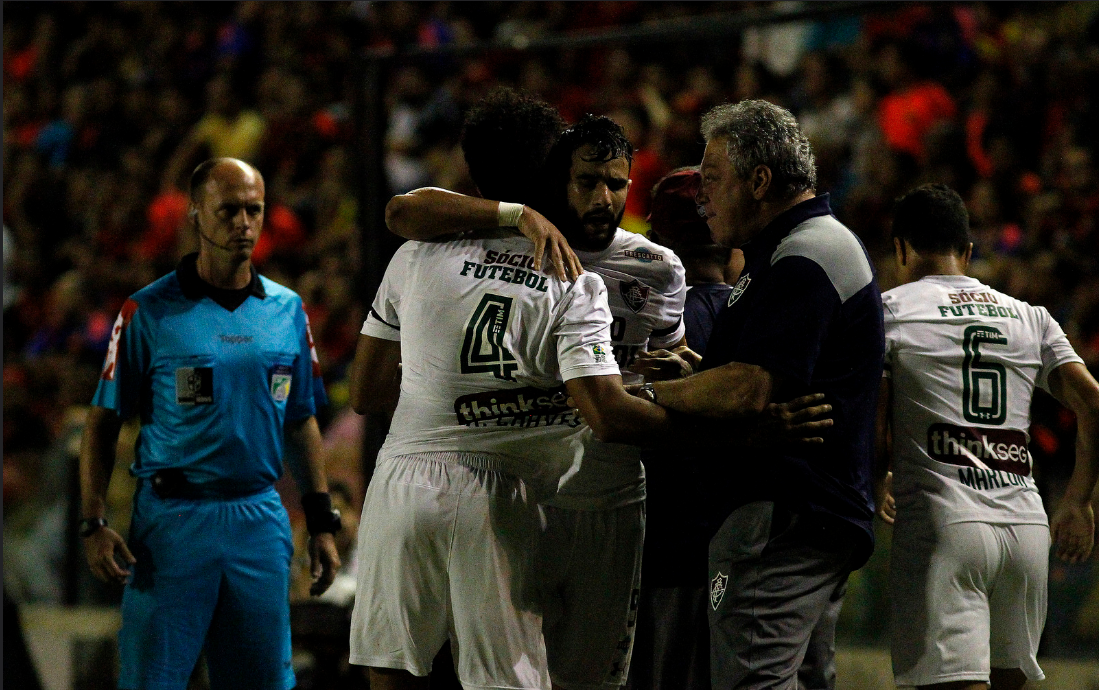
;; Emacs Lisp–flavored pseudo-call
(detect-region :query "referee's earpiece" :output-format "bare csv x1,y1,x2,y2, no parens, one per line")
193,208,235,251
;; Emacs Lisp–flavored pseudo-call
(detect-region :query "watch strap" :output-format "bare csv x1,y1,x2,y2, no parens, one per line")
79,517,108,538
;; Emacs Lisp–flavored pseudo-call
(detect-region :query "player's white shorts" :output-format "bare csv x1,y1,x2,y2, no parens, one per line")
349,452,550,690
889,519,1049,687
538,503,645,689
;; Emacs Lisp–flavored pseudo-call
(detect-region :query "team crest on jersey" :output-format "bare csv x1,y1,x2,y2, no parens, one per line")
624,248,663,263
710,572,729,610
728,274,751,307
620,279,650,313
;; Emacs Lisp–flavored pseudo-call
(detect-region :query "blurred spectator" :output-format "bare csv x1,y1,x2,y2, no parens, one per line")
165,72,266,185
876,41,957,162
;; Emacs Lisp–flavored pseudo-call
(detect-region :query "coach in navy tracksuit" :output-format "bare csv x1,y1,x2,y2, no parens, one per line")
642,100,884,690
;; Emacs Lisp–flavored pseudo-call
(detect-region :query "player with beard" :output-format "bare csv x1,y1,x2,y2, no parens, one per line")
389,114,689,689
534,116,688,690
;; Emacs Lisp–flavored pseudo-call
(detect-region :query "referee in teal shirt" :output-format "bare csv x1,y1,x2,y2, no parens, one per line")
79,158,341,690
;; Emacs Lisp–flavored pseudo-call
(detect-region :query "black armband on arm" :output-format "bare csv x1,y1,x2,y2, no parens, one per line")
301,492,342,536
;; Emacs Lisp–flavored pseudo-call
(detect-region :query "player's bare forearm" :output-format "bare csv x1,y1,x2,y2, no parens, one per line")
1050,362,1099,506
651,360,773,418
566,374,672,444
349,334,402,415
386,188,582,281
1048,361,1099,561
79,405,123,519
385,188,499,240
285,416,328,494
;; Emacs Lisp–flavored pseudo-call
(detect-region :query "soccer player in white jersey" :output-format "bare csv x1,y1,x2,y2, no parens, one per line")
390,112,688,690
536,115,687,689
877,184,1099,690
348,90,677,690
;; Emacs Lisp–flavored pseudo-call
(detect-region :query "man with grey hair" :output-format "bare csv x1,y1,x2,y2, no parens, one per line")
639,100,884,689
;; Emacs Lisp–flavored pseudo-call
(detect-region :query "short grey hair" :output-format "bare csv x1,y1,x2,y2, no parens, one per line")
700,99,817,199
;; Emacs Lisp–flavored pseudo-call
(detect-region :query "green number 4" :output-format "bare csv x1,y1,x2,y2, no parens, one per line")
460,294,519,381
962,325,1008,425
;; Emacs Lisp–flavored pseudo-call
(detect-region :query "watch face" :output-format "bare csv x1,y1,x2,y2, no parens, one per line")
79,518,107,537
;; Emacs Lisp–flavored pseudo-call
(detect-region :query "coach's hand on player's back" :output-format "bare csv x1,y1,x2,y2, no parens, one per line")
84,526,137,585
743,393,833,449
517,206,583,283
1050,499,1095,564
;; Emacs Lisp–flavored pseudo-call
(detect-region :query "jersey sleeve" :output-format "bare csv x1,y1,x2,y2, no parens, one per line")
361,243,415,341
554,274,622,382
734,256,841,386
1035,306,1084,393
286,302,327,421
91,299,149,420
647,253,688,349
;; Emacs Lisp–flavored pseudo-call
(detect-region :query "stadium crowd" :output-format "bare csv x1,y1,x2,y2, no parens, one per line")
4,0,1099,675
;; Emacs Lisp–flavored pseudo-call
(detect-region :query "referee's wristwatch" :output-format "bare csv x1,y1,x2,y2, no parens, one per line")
638,382,658,404
78,517,109,538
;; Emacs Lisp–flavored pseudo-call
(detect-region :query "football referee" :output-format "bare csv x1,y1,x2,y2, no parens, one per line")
78,158,340,690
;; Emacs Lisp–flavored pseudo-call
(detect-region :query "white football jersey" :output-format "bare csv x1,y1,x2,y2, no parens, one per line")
884,274,1082,526
362,233,620,497
547,229,687,510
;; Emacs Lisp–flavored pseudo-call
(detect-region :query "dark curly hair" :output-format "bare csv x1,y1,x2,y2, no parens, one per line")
892,183,971,255
544,114,634,183
460,87,566,205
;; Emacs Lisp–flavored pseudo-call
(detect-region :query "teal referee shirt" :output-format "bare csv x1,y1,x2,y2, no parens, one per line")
92,253,327,493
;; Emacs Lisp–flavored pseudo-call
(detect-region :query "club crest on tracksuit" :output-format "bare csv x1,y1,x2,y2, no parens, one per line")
620,279,650,313
728,274,751,307
710,572,729,610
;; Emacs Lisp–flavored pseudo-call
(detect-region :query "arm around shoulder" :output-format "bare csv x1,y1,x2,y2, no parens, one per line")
385,187,501,240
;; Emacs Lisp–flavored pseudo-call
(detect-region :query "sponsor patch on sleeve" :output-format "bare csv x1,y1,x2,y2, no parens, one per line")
592,343,609,364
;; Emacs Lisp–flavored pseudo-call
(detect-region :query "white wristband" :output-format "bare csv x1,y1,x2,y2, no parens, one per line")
498,202,525,227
